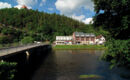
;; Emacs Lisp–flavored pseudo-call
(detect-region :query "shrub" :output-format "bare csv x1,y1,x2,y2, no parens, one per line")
102,39,130,68
0,36,9,44
20,36,34,44
0,61,17,80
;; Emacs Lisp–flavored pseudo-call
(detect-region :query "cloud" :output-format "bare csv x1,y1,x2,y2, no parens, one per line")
16,0,37,6
55,0,94,16
0,2,12,9
55,0,94,24
40,0,46,7
83,18,93,24
71,14,85,21
42,0,46,3
71,14,93,24
15,0,37,9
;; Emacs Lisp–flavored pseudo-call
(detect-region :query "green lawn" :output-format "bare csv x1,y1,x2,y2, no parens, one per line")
53,45,107,50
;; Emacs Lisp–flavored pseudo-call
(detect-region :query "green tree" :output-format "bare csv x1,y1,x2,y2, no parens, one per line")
0,36,9,44
92,0,130,67
20,36,34,44
102,39,130,68
93,0,130,39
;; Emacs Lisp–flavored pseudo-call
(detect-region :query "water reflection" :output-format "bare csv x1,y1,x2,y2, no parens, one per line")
31,50,129,80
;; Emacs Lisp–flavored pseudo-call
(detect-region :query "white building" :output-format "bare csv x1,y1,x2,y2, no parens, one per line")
56,36,73,45
95,35,106,45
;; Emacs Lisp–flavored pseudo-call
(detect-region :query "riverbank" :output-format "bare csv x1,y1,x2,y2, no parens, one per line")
53,45,107,50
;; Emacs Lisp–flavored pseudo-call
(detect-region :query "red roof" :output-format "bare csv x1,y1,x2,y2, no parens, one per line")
96,35,103,39
22,5,27,9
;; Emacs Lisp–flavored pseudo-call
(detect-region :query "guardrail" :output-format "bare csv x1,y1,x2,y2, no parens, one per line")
0,43,46,57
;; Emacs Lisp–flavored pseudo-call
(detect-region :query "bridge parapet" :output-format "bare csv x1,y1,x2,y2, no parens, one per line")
0,43,50,57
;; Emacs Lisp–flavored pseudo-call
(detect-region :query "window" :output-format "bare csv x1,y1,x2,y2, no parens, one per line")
81,37,84,41
86,37,89,41
91,37,95,41
76,37,79,40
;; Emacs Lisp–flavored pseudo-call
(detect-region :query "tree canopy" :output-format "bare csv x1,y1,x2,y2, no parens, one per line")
92,0,130,68
0,8,102,44
93,0,130,39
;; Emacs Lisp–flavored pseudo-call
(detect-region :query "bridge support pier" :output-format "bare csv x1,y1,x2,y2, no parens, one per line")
25,51,30,61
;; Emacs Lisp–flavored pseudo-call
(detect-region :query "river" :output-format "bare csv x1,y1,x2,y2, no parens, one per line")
24,50,129,80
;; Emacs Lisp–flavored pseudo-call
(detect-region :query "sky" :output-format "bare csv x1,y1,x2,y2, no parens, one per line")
0,0,95,24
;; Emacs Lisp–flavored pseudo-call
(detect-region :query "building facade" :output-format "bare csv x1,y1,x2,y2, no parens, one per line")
56,36,73,45
55,32,106,45
73,32,96,45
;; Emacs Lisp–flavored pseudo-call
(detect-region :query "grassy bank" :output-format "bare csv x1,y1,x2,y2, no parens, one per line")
53,45,107,50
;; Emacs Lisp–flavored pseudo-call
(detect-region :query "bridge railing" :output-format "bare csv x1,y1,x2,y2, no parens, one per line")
0,43,45,56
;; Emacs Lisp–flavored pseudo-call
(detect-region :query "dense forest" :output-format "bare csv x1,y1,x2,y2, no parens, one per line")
92,0,130,68
0,8,107,44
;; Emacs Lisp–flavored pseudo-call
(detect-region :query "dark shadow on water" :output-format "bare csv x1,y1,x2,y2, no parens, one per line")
31,50,58,80
14,50,52,80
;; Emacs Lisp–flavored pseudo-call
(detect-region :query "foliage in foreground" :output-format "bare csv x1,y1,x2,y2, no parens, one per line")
0,61,17,80
92,0,130,68
102,39,130,68
93,0,130,39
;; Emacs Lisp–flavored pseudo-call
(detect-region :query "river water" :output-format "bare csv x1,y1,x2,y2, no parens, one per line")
30,50,129,80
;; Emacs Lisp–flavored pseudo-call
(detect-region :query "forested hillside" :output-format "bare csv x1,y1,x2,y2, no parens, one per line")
0,8,104,44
